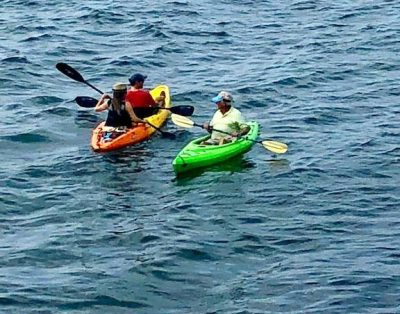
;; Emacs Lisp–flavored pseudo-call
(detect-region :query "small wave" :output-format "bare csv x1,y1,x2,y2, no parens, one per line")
290,0,318,10
57,295,149,310
109,59,135,67
272,237,314,247
303,112,342,125
140,234,161,244
78,9,125,21
13,25,29,31
14,24,57,32
3,102,23,110
176,247,216,261
25,0,40,6
2,132,50,143
29,96,65,106
272,77,299,86
20,34,52,42
135,24,170,39
35,25,57,31
155,44,184,54
5,247,80,267
44,107,74,117
167,1,188,5
339,12,361,20
1,56,30,64
170,30,230,37
234,233,262,243
237,216,266,224
251,23,283,29
290,166,328,176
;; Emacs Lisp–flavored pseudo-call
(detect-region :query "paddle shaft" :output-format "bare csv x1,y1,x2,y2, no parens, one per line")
85,81,104,95
56,62,104,94
194,122,262,144
74,96,194,116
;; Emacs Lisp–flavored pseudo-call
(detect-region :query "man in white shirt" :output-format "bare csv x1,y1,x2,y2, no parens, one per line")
202,91,250,145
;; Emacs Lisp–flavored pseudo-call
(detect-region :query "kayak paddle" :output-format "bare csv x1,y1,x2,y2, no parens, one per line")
56,62,175,139
74,96,195,116
171,114,288,154
74,96,98,108
56,62,104,94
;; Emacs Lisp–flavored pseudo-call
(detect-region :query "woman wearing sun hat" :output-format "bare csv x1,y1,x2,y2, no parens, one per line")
95,82,143,127
202,91,250,145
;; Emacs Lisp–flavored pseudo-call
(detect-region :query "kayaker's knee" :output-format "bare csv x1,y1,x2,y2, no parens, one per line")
200,138,220,145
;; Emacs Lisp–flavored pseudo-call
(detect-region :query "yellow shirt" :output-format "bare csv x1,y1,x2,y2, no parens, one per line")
210,106,245,140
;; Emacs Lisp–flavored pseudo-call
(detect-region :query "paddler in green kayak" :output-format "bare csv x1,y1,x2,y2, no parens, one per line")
202,91,250,145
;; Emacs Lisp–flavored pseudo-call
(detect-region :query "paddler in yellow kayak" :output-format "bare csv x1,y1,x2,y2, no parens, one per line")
126,73,166,118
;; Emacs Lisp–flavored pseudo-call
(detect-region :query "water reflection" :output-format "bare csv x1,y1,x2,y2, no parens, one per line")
100,145,154,167
173,156,256,184
265,158,291,174
88,145,155,193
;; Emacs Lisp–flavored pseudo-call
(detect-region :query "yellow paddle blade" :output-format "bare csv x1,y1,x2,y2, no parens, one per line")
171,113,194,128
261,140,288,154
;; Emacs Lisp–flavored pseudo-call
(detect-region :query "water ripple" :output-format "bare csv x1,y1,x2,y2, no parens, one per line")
1,0,400,313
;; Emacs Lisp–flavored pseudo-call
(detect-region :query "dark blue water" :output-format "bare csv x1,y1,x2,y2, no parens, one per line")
1,1,400,313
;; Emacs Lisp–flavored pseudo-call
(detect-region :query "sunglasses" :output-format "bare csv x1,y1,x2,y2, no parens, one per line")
215,99,231,104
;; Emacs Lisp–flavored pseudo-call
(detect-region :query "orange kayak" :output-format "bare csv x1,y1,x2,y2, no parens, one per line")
91,85,171,152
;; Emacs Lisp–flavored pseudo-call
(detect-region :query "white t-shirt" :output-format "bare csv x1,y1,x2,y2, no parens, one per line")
209,106,245,140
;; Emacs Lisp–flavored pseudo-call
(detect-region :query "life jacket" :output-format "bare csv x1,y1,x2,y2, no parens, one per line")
126,89,159,119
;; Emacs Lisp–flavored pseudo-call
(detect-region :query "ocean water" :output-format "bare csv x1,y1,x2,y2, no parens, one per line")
1,0,400,313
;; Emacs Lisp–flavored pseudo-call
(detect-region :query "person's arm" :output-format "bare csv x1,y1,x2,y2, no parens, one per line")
230,122,250,137
125,101,145,124
203,111,218,133
238,113,250,135
231,111,249,136
202,122,213,133
146,92,157,107
94,94,110,112
155,91,166,107
238,124,250,136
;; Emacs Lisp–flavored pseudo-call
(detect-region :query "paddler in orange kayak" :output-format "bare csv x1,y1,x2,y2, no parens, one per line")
94,82,143,127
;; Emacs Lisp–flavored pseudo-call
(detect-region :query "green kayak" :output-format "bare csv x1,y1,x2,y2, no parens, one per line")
172,121,259,174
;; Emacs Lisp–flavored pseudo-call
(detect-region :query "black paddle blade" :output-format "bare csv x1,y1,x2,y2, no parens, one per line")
75,96,98,108
169,105,194,116
56,62,85,83
134,108,159,119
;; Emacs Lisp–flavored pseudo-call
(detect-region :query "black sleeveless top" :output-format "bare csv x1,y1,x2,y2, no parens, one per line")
104,101,132,127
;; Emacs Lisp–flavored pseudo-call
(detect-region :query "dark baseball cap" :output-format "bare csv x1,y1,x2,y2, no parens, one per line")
129,73,147,84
